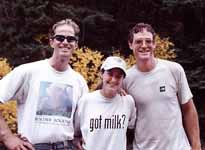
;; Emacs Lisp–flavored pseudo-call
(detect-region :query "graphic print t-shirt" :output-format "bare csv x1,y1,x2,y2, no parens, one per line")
35,81,73,124
76,90,136,150
0,59,88,144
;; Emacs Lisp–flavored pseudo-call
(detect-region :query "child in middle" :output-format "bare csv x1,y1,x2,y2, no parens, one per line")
74,56,136,150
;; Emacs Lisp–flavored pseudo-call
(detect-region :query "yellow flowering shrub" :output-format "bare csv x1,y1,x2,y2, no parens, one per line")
0,58,12,79
0,58,17,133
70,47,104,91
0,101,17,133
154,35,176,59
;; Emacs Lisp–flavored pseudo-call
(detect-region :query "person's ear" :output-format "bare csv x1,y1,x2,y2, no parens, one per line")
128,41,133,50
49,38,54,48
100,71,103,79
152,41,156,49
74,41,78,50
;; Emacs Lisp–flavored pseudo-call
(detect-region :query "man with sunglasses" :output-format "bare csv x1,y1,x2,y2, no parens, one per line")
123,23,201,150
0,19,88,150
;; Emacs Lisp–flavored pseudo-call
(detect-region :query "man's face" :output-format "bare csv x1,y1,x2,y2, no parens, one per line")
129,29,156,61
50,24,78,60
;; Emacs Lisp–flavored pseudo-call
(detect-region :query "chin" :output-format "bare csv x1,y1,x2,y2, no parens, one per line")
108,88,118,94
142,57,150,60
60,53,71,57
138,53,152,59
137,57,150,61
59,55,70,62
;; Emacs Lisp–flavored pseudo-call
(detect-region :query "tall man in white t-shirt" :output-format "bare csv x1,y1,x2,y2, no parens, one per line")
0,19,88,150
123,23,201,150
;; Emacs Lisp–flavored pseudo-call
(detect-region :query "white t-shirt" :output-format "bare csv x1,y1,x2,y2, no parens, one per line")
123,59,192,150
0,59,88,144
75,90,136,150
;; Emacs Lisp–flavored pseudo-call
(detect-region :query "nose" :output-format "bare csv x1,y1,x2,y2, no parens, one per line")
61,39,71,47
110,76,119,83
62,39,69,44
141,40,147,47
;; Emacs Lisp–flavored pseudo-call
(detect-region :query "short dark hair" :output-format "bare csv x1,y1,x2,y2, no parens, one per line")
128,23,156,43
95,69,104,90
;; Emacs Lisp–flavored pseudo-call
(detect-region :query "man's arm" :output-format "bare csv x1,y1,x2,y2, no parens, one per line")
0,111,34,150
181,99,201,150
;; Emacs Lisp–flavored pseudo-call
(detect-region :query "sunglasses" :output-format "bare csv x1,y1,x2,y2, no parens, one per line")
52,35,78,43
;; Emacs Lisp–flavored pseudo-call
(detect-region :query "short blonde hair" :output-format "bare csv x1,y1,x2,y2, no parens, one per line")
49,19,80,39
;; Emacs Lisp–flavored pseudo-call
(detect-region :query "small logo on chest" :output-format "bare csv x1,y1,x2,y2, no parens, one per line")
160,86,166,92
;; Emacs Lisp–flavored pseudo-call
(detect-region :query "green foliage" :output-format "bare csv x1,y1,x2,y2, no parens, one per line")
180,38,205,88
162,0,204,7
0,0,100,66
1,0,205,86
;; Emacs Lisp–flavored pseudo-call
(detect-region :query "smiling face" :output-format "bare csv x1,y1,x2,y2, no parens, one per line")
101,68,124,98
50,24,78,60
129,28,156,62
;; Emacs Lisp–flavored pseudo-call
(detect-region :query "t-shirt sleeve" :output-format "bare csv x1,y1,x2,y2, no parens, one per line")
74,96,85,137
81,78,89,96
127,95,137,129
175,64,193,104
77,75,89,100
0,66,25,103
